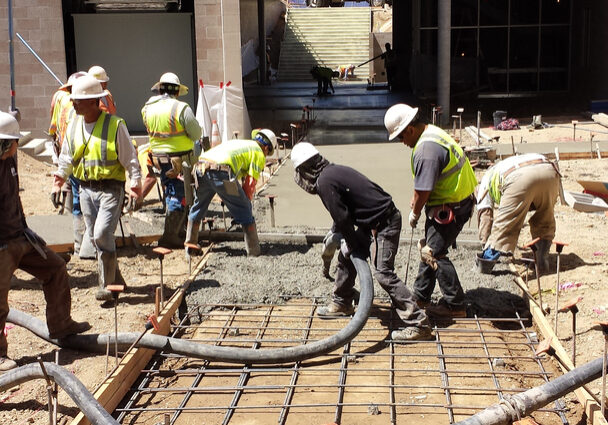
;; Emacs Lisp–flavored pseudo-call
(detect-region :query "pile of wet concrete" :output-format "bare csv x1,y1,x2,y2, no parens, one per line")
185,236,529,322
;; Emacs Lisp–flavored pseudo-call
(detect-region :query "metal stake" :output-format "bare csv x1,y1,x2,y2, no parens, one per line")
108,284,125,366
572,120,578,141
524,238,545,314
37,357,55,425
558,296,582,366
266,195,276,228
553,242,568,336
153,247,172,310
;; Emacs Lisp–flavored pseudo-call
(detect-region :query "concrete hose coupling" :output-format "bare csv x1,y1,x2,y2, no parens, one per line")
0,362,119,425
7,255,373,365
453,354,608,425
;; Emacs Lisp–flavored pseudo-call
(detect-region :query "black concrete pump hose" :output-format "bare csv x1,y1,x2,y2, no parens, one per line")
453,354,608,425
7,255,373,364
0,362,119,425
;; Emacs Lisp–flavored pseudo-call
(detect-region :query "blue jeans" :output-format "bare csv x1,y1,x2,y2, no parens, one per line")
159,162,185,213
189,170,254,226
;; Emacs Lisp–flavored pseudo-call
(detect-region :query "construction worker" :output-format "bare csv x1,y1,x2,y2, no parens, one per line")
336,64,355,81
88,65,116,115
142,72,202,248
310,65,338,96
381,43,397,91
48,71,96,259
477,153,560,273
1,111,91,371
384,104,477,318
290,142,432,342
51,75,142,302
185,130,275,257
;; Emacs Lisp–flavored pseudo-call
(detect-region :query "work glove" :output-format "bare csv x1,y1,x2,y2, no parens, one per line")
408,210,420,228
50,176,65,209
417,238,438,271
340,239,351,258
482,248,500,261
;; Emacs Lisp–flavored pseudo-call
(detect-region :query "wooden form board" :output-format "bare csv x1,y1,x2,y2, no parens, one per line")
509,264,608,425
70,245,212,425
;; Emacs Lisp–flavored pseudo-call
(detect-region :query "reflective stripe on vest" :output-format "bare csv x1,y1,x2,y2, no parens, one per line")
411,125,477,206
142,98,193,153
67,112,125,182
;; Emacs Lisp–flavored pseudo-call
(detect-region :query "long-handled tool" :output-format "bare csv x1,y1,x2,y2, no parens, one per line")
404,227,415,284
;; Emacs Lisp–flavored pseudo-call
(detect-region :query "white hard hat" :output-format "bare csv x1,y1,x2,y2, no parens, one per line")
71,74,109,100
384,103,419,141
256,129,276,156
291,142,320,169
59,71,88,91
152,72,188,97
88,65,109,83
0,111,21,139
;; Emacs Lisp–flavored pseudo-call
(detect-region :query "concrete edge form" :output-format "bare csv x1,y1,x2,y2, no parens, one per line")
69,245,214,425
509,263,608,425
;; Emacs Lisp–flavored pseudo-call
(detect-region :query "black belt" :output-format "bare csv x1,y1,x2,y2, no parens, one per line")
372,203,398,230
152,150,192,159
80,179,124,189
443,194,474,209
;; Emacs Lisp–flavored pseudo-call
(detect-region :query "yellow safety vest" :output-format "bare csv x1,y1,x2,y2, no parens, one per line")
411,125,477,206
66,112,126,182
142,97,193,154
201,140,266,181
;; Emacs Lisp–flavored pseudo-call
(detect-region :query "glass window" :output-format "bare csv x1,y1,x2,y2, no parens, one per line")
509,27,539,68
479,28,508,69
452,0,478,27
509,72,538,92
420,29,437,56
540,26,569,67
542,0,570,24
539,70,567,91
511,0,539,25
420,1,437,28
452,28,477,59
481,0,508,26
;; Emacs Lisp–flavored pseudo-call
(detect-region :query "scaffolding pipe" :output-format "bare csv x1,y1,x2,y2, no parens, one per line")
0,362,119,425
7,255,373,365
453,354,608,425
437,0,451,127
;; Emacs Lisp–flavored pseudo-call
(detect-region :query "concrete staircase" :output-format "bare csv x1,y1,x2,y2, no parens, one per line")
18,132,55,164
279,7,372,81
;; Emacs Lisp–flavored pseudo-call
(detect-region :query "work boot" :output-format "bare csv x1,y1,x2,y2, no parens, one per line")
48,319,92,340
0,357,17,372
316,302,355,319
96,251,118,301
185,219,201,254
426,300,467,319
414,297,431,309
158,210,187,248
243,222,261,257
536,239,552,275
391,326,433,342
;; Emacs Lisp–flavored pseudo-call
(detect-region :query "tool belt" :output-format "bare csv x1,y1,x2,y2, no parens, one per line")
151,150,193,179
197,160,232,174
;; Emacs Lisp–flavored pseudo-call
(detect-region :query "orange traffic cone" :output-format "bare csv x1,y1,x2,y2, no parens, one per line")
211,120,221,148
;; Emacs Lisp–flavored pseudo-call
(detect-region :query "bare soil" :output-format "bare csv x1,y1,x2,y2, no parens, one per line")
2,123,608,424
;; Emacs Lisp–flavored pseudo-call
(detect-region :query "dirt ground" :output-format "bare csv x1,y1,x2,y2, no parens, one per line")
1,120,607,424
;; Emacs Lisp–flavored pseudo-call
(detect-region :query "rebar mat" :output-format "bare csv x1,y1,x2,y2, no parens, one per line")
114,297,570,425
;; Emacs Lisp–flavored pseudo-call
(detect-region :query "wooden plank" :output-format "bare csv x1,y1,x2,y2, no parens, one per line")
510,264,608,425
48,234,162,253
70,245,213,425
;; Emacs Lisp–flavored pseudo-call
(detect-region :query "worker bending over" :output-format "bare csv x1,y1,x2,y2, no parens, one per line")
1,111,90,371
477,153,561,273
185,129,275,256
310,66,338,96
385,104,477,318
291,143,432,342
142,72,202,248
52,75,142,302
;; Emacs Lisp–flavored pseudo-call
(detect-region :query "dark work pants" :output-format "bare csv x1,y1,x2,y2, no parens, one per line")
332,210,428,328
413,198,474,308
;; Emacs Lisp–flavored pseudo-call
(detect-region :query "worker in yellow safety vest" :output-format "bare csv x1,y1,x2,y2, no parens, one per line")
141,72,202,248
384,103,477,319
51,75,142,302
88,65,117,115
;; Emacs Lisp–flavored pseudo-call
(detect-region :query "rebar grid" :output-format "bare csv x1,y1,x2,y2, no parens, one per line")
114,298,569,425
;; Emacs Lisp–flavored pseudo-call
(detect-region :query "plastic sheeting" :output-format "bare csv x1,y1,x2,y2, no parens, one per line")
196,81,251,143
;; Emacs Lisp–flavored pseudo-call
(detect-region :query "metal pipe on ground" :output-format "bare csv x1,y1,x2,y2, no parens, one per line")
452,354,608,425
0,362,119,425
7,255,373,365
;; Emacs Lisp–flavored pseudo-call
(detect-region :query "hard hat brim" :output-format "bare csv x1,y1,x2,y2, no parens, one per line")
388,106,418,141
151,81,189,97
0,132,20,139
71,89,110,100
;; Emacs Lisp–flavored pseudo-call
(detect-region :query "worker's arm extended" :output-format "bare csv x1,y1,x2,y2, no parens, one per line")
410,190,431,216
242,175,257,200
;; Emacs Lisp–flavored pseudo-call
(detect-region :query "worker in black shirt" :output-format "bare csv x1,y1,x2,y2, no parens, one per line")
290,142,432,342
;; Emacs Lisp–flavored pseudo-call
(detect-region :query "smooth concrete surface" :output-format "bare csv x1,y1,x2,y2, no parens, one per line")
259,143,416,228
